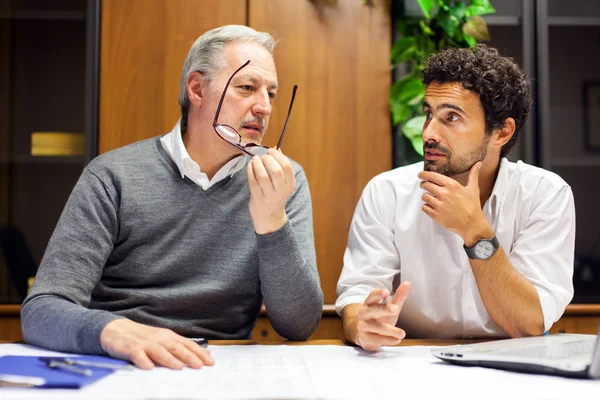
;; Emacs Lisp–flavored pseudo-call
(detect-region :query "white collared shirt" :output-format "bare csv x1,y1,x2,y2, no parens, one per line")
160,120,247,190
336,159,575,338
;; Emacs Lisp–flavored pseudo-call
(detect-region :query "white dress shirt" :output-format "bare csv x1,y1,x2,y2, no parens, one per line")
160,120,247,190
336,159,575,338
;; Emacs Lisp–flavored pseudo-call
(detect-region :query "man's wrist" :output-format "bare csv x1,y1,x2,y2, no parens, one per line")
461,219,495,248
100,318,128,352
253,214,288,235
341,304,362,345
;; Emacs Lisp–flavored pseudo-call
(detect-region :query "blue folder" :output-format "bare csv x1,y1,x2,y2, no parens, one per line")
0,355,129,389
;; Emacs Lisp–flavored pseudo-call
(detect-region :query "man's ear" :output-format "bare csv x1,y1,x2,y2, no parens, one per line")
493,117,516,149
186,71,206,107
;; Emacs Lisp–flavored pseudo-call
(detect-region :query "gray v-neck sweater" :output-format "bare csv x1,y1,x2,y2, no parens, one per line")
21,137,323,354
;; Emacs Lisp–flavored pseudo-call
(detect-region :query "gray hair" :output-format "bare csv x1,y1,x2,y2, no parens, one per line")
179,25,276,133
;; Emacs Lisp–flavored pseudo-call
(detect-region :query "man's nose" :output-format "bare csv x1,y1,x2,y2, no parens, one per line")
421,118,442,143
252,89,272,117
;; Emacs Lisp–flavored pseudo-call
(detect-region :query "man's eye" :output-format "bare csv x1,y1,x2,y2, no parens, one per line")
447,113,458,122
268,92,276,100
240,85,254,91
424,110,433,119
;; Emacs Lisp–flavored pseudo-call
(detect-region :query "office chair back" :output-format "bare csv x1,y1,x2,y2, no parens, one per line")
0,224,38,301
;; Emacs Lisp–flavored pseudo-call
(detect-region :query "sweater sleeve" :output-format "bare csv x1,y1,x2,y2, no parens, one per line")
21,166,124,354
256,167,323,340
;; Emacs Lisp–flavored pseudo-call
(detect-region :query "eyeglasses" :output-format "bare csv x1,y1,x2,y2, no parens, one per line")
212,60,298,157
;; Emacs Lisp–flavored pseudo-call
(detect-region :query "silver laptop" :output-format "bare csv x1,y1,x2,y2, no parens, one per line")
432,324,600,379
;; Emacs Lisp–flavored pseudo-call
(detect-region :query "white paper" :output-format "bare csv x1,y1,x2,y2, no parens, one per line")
1,344,599,400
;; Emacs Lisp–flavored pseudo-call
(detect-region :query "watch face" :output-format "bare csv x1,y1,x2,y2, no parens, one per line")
475,241,496,259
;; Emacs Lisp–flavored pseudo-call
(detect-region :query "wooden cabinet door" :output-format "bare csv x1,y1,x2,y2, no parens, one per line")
249,0,392,304
99,0,246,153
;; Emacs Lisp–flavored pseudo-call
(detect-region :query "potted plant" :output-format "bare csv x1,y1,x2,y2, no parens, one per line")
390,0,496,165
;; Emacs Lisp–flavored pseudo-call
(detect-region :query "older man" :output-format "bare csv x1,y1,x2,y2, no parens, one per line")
337,44,574,351
22,25,323,369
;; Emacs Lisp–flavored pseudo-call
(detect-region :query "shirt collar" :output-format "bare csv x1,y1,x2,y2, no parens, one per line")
487,157,510,212
169,120,186,179
166,119,247,180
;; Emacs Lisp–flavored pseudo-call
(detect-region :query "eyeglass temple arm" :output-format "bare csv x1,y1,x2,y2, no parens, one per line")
276,85,298,149
213,60,251,126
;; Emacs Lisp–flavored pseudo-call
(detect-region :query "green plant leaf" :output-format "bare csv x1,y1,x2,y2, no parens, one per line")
463,34,477,47
437,10,461,36
408,90,425,106
389,77,424,126
398,17,421,36
418,36,436,59
463,16,490,41
397,79,424,103
390,101,412,126
447,1,467,22
416,0,435,19
411,135,425,156
390,75,421,97
390,76,413,99
390,75,425,104
402,115,426,155
402,115,426,139
465,0,496,18
418,20,434,36
390,37,416,64
470,0,496,10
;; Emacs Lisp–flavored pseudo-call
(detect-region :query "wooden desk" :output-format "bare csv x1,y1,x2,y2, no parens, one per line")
2,303,599,343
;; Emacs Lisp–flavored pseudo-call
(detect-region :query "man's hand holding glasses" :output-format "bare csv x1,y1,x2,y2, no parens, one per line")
212,59,298,234
247,148,296,234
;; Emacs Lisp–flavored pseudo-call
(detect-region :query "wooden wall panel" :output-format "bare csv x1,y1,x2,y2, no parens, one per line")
99,0,246,153
250,0,392,303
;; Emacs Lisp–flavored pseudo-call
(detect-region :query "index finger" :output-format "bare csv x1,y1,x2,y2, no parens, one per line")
417,171,453,186
390,281,411,309
183,340,215,367
247,157,264,196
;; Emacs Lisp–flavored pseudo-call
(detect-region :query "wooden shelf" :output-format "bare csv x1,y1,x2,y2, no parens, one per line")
0,155,85,164
548,17,600,27
551,156,600,167
0,11,85,21
0,304,20,316
399,12,520,27
562,304,600,316
484,15,521,26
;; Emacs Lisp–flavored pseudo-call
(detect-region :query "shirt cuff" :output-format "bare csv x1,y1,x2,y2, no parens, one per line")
535,286,558,332
335,289,372,316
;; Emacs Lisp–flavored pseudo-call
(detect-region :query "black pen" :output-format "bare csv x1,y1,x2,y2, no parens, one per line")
189,338,209,348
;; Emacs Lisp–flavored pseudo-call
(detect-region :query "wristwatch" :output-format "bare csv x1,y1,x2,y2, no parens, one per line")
463,236,499,260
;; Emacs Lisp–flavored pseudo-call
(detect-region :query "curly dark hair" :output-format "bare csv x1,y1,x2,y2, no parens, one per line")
422,44,532,158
